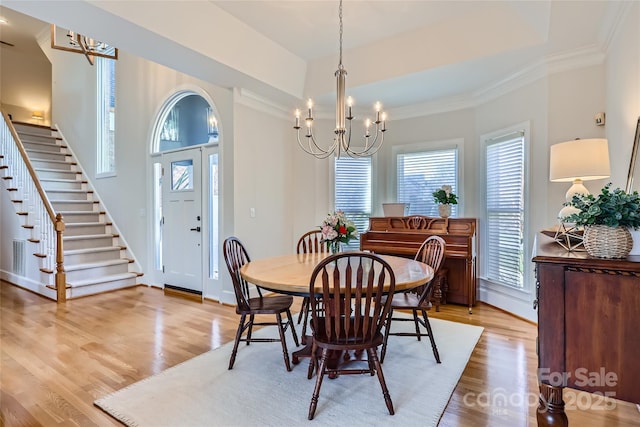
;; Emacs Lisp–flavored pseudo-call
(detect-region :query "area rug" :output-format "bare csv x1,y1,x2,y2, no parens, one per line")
95,317,483,426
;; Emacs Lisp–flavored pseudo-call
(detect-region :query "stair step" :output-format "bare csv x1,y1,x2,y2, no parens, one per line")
27,150,71,162
64,222,109,236
63,234,116,250
65,246,123,264
16,130,60,140
59,211,102,223
65,259,132,282
65,246,123,255
22,140,65,152
41,179,84,191
45,189,93,200
31,159,76,171
67,272,137,288
24,147,71,158
36,170,82,180
52,200,98,212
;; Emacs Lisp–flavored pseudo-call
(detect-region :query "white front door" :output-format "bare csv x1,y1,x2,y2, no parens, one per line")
162,148,203,294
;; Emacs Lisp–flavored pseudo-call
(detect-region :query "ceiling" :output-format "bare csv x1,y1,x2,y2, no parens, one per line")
0,1,628,116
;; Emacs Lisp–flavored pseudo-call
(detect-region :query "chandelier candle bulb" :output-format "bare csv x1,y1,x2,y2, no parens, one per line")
347,96,353,118
295,110,300,128
307,99,313,118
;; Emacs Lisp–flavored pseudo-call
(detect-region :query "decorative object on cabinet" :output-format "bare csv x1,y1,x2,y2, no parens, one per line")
563,183,640,258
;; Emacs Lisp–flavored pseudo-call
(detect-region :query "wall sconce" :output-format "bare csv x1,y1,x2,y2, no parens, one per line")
31,111,44,121
206,107,219,143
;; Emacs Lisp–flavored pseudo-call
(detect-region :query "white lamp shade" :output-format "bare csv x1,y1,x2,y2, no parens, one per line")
549,138,610,182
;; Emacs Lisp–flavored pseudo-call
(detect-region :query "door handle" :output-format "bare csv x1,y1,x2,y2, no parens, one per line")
190,226,201,232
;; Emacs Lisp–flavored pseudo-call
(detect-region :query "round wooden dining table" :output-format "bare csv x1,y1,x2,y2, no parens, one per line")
240,252,434,297
240,252,434,366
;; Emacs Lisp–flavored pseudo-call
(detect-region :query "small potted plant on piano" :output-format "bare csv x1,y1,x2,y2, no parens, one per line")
432,185,457,218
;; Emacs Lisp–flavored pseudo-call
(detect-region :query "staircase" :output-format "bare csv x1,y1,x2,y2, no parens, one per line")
5,121,142,299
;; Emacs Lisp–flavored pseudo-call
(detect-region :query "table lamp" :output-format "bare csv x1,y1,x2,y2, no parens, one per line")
550,138,610,219
549,138,610,251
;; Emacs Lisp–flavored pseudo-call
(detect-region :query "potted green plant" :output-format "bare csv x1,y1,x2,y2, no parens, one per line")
564,183,640,258
432,185,458,218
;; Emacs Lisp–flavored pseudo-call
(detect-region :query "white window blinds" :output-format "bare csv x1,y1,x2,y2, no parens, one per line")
335,156,371,250
397,148,458,217
485,132,525,289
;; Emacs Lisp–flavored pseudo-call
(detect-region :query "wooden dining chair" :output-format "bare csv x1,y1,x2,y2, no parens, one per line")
223,237,299,371
380,235,446,364
307,252,396,420
296,230,328,334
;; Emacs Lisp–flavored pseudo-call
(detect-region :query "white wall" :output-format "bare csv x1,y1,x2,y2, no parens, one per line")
231,101,294,259
605,2,640,191
0,45,51,124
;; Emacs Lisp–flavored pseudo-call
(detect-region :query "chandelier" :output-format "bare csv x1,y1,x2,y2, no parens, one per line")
293,0,387,158
50,24,118,65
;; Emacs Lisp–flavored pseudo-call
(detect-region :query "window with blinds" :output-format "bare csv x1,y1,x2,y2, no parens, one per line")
397,148,458,217
485,131,525,289
335,156,371,250
97,52,116,175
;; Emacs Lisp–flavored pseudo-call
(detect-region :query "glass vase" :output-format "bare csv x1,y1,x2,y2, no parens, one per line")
329,240,342,254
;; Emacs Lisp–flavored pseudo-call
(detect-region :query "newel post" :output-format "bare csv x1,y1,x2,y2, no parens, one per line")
55,213,66,303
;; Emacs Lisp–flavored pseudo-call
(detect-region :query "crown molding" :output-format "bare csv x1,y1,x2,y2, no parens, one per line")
599,1,634,54
233,88,291,121
239,44,607,123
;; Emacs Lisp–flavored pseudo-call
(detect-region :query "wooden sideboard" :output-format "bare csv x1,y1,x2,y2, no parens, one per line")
532,233,640,426
359,216,477,312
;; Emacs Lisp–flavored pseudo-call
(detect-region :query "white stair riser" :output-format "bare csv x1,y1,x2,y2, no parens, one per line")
25,151,68,162
31,159,75,170
65,224,109,236
67,276,137,297
65,249,123,265
66,263,131,282
19,133,58,142
42,181,84,191
60,212,101,223
35,169,80,180
63,236,115,250
22,141,62,153
46,190,91,201
52,201,96,211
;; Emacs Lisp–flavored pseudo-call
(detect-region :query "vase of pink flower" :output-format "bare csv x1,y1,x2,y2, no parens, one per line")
320,210,358,254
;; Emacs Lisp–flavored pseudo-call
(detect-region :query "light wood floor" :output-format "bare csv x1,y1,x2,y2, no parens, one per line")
1,281,638,426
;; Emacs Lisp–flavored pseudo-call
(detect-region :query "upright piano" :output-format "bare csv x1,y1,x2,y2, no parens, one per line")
360,215,478,313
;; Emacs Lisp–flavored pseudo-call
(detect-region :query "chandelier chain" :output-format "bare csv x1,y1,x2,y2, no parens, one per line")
338,0,343,68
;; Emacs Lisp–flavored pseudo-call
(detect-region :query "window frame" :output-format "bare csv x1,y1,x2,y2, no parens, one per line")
332,155,375,251
391,138,463,217
96,52,116,178
480,122,531,297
